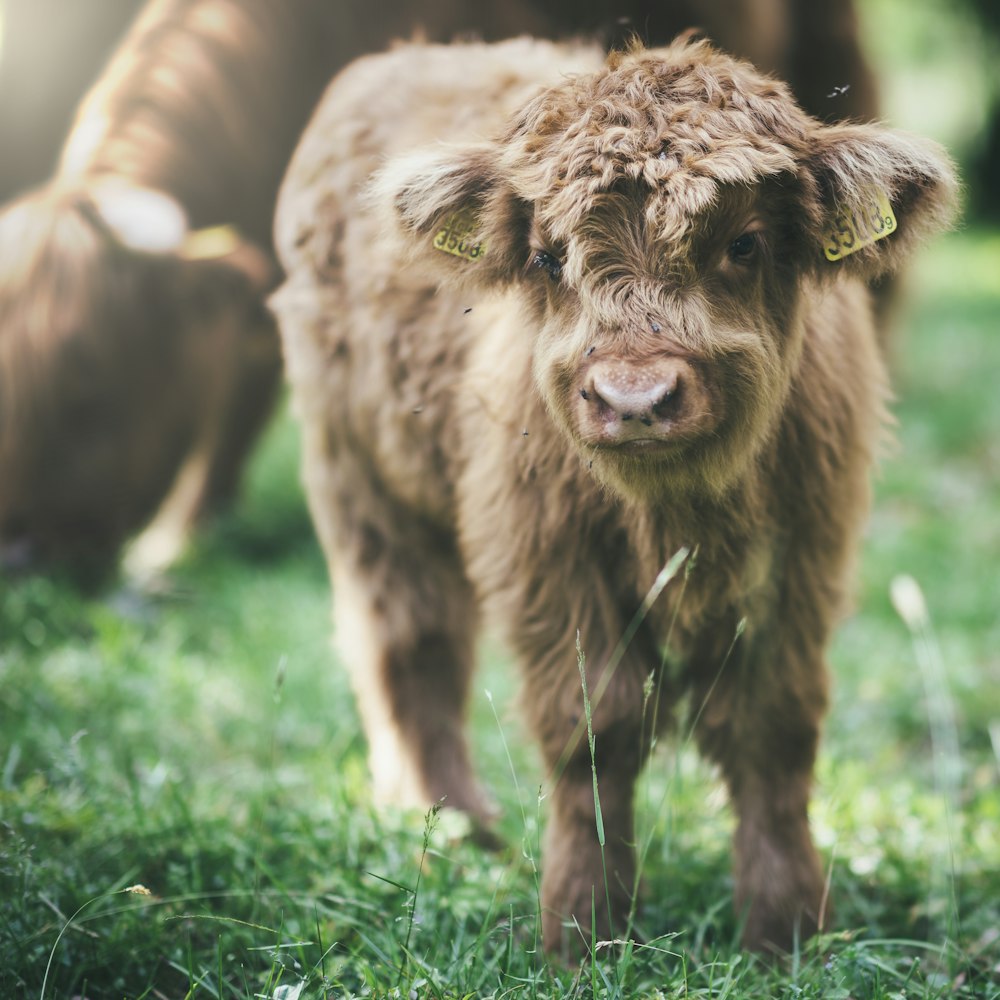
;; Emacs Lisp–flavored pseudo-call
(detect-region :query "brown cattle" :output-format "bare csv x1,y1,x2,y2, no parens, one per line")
0,0,341,578
0,182,276,578
0,0,876,581
272,37,956,955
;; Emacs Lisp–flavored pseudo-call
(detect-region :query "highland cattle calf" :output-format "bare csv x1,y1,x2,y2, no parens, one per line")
273,37,956,955
272,37,955,956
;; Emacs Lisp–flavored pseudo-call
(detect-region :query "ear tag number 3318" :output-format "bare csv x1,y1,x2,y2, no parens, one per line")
824,189,897,261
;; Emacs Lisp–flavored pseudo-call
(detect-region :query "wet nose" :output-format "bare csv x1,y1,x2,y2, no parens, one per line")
589,362,682,425
585,357,692,429
579,355,719,447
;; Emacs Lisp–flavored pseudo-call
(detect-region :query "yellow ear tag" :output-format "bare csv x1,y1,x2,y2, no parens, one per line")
180,224,244,260
433,209,486,262
824,189,897,262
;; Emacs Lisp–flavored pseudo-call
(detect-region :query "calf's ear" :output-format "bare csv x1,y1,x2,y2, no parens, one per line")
369,143,529,289
805,123,959,279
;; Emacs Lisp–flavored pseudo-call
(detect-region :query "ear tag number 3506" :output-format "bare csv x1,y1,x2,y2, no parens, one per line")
433,209,486,262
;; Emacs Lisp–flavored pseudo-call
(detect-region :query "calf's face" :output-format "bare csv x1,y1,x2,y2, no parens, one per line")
523,177,811,500
376,41,956,501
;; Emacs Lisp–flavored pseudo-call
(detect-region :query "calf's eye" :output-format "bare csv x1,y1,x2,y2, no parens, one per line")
531,250,563,281
728,232,758,262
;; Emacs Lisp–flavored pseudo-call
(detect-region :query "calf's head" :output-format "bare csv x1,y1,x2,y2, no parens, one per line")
376,39,956,501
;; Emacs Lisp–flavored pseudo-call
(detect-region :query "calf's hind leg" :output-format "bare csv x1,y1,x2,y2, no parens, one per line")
313,460,490,825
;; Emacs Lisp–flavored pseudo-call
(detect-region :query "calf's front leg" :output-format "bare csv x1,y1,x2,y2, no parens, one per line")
518,613,666,958
692,626,829,952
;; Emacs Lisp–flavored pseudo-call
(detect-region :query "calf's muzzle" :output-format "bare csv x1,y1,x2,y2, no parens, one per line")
580,356,715,448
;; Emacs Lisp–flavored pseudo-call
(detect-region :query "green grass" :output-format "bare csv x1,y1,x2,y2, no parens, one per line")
2,227,999,999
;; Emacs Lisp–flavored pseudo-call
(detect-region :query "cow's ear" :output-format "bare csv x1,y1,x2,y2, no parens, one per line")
804,122,959,279
369,143,529,288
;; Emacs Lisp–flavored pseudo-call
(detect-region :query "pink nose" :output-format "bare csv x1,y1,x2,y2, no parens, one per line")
589,362,682,426
578,356,719,449
582,357,694,440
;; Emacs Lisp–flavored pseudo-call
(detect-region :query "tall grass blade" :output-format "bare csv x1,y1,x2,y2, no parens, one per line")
39,884,152,1000
890,574,962,949
554,547,689,783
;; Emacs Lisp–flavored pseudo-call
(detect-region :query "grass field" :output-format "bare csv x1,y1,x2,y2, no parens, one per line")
3,0,1000,988
1,220,998,999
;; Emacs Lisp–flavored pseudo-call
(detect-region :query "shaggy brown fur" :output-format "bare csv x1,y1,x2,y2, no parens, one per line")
0,181,276,576
273,36,956,956
0,0,875,208
0,0,876,580
572,0,879,125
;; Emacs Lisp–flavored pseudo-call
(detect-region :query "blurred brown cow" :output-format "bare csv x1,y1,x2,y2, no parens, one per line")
0,0,876,583
0,0,335,580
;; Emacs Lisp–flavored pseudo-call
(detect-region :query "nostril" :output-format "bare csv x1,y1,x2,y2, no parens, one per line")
652,381,680,418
